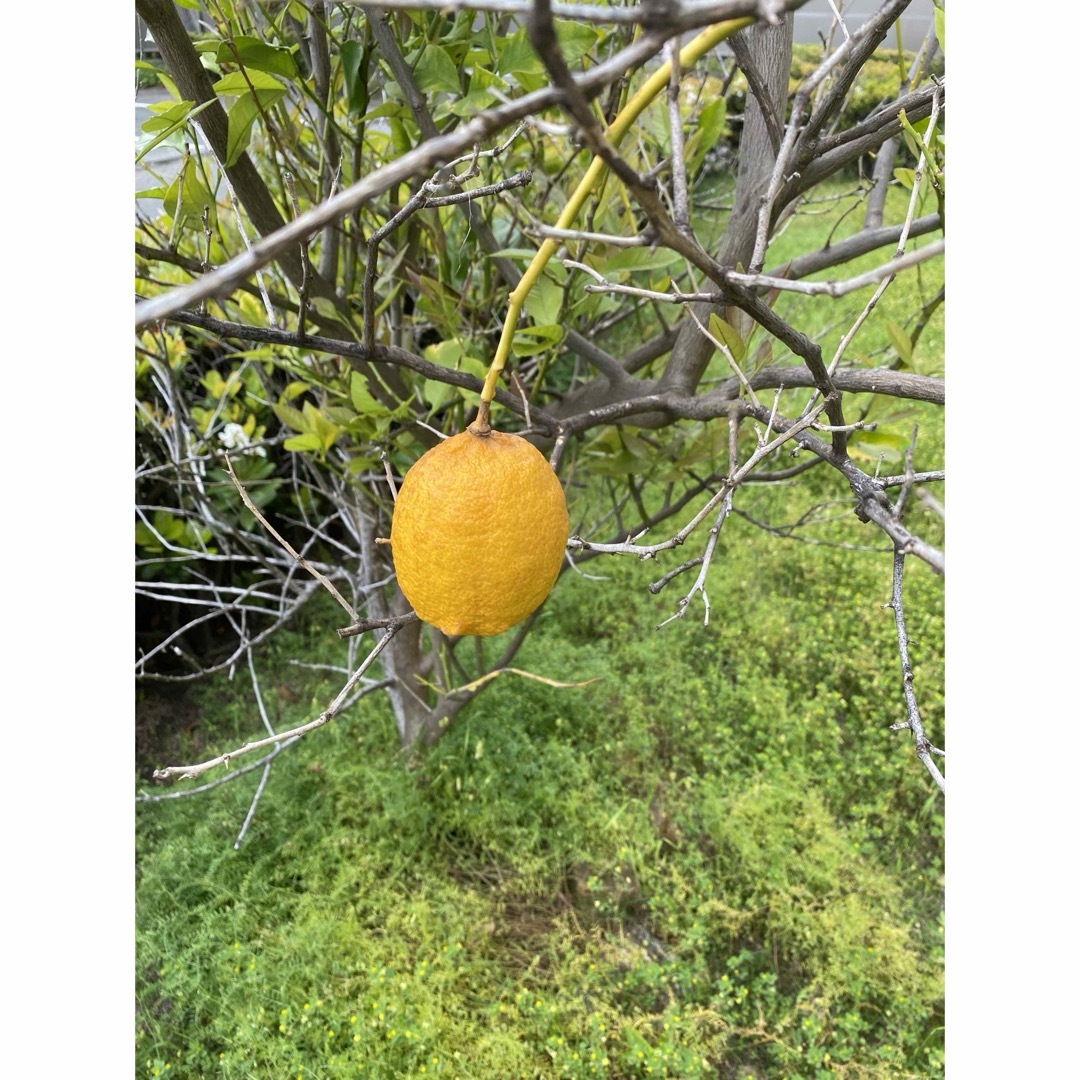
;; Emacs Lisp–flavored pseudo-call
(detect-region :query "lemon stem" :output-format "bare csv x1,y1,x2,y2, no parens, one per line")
470,398,493,435
478,17,753,412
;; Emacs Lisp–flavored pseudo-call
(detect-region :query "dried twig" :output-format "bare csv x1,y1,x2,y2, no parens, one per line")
887,550,945,793
655,406,740,627
223,453,360,622
152,627,401,782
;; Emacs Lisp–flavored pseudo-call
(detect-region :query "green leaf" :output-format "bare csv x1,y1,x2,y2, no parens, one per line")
355,101,401,124
413,44,460,95
442,9,478,42
685,95,727,176
460,356,488,379
885,320,914,368
213,70,286,95
283,432,325,454
422,377,454,412
423,339,465,368
152,510,186,542
933,2,945,54
513,324,564,357
708,314,747,363
272,401,309,433
135,520,162,550
136,99,214,164
486,248,539,260
215,36,297,79
224,89,285,167
449,91,497,118
308,296,358,339
467,64,508,94
601,247,682,274
554,20,600,63
524,276,563,327
340,39,369,115
893,167,918,191
162,163,215,229
140,99,197,132
350,372,391,418
848,429,910,464
496,29,543,78
301,401,341,452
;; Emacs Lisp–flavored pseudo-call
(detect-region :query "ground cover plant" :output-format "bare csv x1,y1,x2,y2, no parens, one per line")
137,498,944,1077
136,1,945,1074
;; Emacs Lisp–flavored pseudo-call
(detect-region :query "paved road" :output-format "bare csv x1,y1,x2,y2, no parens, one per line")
792,0,933,46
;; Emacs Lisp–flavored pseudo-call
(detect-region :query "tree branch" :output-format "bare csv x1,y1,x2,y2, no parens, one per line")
135,26,678,327
162,310,561,434
152,627,401,783
887,549,945,792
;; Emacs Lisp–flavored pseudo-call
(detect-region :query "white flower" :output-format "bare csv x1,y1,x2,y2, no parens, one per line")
219,422,266,456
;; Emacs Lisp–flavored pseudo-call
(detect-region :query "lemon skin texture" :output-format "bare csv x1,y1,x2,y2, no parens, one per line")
389,428,570,636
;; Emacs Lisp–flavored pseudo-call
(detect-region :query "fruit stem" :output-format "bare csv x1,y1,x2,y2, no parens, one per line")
469,398,493,435
478,17,753,411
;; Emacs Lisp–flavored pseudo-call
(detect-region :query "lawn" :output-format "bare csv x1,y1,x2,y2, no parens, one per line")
136,177,945,1080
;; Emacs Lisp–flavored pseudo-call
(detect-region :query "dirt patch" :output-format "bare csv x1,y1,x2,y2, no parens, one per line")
136,683,203,780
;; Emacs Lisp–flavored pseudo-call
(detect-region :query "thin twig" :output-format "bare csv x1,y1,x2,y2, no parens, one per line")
223,453,360,622
655,407,740,627
152,627,400,782
337,612,419,639
234,762,273,848
886,549,945,793
283,172,311,338
665,37,691,231
136,738,299,802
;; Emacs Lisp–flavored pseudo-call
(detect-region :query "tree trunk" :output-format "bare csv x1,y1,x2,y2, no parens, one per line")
658,14,793,397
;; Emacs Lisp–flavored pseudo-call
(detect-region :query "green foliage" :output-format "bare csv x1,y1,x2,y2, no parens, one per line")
136,13,944,1075
137,480,944,1076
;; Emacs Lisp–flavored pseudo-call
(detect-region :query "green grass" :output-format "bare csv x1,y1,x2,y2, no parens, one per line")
136,169,945,1080
136,488,944,1079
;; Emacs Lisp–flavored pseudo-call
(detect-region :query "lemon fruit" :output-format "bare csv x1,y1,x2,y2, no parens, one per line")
389,423,570,636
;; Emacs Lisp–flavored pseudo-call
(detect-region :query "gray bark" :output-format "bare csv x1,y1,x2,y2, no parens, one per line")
657,14,793,397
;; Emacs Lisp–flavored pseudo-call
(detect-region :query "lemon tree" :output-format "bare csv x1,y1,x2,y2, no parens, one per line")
136,0,944,766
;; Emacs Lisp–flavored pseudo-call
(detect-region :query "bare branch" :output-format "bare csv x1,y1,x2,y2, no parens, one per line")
347,0,809,30
665,38,691,231
568,240,943,301
152,627,401,783
164,310,561,433
887,550,945,793
223,453,360,622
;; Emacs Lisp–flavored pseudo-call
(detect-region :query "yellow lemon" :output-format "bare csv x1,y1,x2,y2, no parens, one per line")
389,425,569,636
